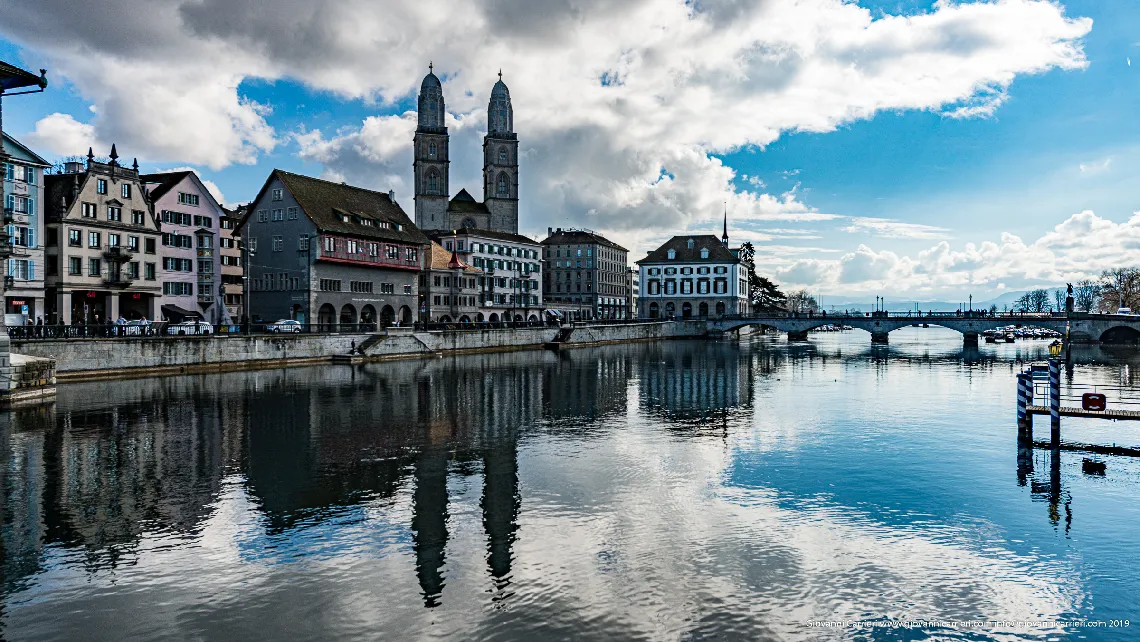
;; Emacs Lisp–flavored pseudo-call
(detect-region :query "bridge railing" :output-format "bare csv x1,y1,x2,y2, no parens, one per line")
716,311,1074,321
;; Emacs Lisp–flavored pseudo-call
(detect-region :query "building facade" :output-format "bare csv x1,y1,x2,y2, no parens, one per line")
626,267,639,319
219,206,244,322
44,147,162,324
413,66,519,235
435,229,542,322
541,228,629,320
419,241,484,323
2,133,49,322
239,170,428,329
637,235,749,319
140,171,226,324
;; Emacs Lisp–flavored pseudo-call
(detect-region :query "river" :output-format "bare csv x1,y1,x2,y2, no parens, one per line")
2,328,1139,640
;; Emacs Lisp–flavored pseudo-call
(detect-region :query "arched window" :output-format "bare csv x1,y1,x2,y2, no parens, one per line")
427,170,439,194
429,142,437,157
498,148,508,164
496,172,510,197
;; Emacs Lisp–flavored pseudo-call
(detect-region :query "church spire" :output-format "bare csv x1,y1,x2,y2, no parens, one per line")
722,203,729,247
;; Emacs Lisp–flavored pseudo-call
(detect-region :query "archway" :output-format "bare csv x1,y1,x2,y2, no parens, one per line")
317,303,335,332
339,304,357,331
698,302,708,318
1100,326,1140,344
361,305,376,331
291,304,303,323
665,302,675,318
476,312,485,322
528,314,538,322
513,314,523,322
489,313,500,323
380,305,395,328
682,302,692,319
439,315,453,323
399,305,413,325
459,315,471,324
649,302,659,319
716,301,726,317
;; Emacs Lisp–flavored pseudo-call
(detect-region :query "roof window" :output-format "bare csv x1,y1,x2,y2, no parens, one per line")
700,248,709,259
686,239,694,249
667,249,676,260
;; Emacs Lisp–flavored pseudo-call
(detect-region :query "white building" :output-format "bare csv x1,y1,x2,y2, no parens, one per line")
435,229,543,322
2,132,49,322
637,234,749,319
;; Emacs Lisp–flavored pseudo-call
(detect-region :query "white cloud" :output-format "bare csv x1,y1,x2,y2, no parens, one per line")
0,0,1092,256
842,217,952,239
769,209,1140,296
153,166,228,206
1078,157,1112,174
25,112,102,156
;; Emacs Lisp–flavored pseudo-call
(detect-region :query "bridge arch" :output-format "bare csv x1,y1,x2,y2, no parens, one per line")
1100,325,1140,344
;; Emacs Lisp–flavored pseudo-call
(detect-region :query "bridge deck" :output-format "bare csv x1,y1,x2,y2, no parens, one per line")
1027,405,1140,421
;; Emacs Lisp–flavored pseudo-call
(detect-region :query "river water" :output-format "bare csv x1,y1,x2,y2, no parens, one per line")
2,328,1139,641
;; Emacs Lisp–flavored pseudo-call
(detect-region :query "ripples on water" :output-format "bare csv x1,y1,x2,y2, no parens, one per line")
2,328,1140,641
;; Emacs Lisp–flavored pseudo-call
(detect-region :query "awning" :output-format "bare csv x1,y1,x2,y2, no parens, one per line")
161,304,203,321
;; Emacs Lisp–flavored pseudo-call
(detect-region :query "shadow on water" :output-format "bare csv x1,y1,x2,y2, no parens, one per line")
2,334,1140,639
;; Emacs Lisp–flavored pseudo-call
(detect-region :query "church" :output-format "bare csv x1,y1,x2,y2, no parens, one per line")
413,65,519,235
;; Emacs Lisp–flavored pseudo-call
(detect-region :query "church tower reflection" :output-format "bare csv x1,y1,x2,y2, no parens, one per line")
412,443,451,608
482,436,520,594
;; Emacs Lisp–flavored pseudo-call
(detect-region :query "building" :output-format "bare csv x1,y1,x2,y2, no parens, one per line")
238,170,428,328
413,65,519,235
140,171,226,324
541,227,629,320
2,133,49,321
44,147,163,324
419,241,484,323
626,267,639,319
435,229,542,322
637,233,749,320
219,205,245,322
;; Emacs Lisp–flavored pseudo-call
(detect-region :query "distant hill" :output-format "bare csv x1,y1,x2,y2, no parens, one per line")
820,290,1048,313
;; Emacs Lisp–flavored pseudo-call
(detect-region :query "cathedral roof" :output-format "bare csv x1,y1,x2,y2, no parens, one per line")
421,71,442,92
447,189,489,214
491,78,510,100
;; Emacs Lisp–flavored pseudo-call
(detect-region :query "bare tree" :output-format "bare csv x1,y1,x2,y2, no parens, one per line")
1024,289,1050,312
1052,288,1066,312
786,289,818,313
1073,279,1099,312
1096,268,1140,312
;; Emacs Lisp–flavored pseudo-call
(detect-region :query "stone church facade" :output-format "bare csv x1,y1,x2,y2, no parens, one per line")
413,66,519,235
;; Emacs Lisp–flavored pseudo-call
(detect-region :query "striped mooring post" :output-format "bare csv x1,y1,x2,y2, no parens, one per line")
1049,358,1061,446
1016,372,1029,431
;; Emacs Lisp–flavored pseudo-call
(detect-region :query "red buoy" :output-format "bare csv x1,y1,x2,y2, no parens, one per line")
1082,393,1107,411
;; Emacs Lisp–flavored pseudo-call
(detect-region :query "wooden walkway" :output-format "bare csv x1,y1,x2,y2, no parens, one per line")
1027,405,1140,421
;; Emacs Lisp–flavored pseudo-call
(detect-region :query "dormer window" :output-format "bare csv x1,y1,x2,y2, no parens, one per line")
342,215,350,223
667,249,676,260
700,248,709,259
686,239,694,249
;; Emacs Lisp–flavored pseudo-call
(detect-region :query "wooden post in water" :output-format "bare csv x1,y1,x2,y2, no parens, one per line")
1049,359,1061,447
1016,372,1030,435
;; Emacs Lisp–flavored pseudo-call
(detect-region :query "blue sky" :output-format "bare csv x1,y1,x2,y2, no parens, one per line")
1,0,1136,299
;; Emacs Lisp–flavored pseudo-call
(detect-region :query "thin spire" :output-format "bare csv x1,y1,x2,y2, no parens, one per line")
498,69,503,81
429,61,433,73
722,202,729,246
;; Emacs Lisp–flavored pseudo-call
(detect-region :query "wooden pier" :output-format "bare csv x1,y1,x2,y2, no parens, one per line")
1026,405,1140,421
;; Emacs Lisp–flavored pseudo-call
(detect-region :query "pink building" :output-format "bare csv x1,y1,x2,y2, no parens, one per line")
141,171,227,324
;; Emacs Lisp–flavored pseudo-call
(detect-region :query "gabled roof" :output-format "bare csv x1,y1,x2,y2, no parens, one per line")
541,228,628,252
1,132,50,167
242,170,428,245
428,241,481,272
429,227,539,246
448,189,489,214
139,171,194,204
638,235,739,264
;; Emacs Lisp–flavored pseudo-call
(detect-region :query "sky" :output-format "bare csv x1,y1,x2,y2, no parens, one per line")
0,0,1136,301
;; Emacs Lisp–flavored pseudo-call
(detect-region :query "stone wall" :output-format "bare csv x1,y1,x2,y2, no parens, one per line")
12,321,707,378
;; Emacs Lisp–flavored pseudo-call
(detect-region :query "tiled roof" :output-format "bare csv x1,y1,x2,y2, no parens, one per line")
139,171,193,204
638,235,738,264
427,241,481,272
541,228,627,252
447,188,489,214
429,228,539,246
258,170,429,245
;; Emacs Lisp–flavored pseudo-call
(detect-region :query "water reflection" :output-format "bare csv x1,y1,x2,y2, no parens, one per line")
1,333,1139,640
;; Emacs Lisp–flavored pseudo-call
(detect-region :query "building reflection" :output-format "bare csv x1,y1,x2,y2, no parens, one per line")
639,341,754,424
1016,435,1071,533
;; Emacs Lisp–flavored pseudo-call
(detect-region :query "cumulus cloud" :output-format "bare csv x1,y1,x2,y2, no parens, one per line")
153,167,229,206
770,210,1140,295
25,113,102,155
0,0,1091,255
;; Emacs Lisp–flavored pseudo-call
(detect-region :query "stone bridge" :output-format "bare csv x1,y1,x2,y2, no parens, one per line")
704,313,1140,344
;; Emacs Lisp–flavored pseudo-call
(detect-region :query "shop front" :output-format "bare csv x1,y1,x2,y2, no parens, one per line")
5,297,36,323
70,291,110,325
120,292,155,321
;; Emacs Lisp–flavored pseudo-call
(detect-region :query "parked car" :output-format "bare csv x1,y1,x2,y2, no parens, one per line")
166,319,214,336
117,319,154,337
1117,307,1133,315
267,319,303,333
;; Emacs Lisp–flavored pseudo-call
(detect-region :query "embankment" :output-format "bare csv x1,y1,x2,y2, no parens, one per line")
12,322,708,380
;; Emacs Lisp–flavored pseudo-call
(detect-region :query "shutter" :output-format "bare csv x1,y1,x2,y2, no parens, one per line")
7,259,12,277
29,261,34,281
27,197,34,217
28,226,35,249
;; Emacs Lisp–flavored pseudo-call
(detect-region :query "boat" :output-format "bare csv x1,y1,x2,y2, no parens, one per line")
1004,332,1016,343
983,330,999,343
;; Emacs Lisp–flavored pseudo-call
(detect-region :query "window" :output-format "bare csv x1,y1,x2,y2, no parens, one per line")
269,236,282,252
714,279,727,294
257,209,268,223
427,170,439,194
496,172,509,197
81,202,97,218
163,282,194,296
403,284,413,295
145,262,156,280
199,284,213,297
222,255,240,266
648,280,660,295
96,179,107,194
666,249,676,260
108,206,122,222
198,235,212,249
178,192,200,206
319,279,341,292
248,238,257,252
385,245,399,260
700,248,709,259
88,231,101,248
88,258,101,276
108,233,120,247
697,266,710,275
145,238,156,254
681,279,693,294
405,247,418,262
498,148,508,164
697,280,710,294
272,209,283,222
379,283,395,294
121,184,132,199
298,235,309,251
714,266,728,274
67,256,82,275
287,207,298,220
128,236,139,250
323,237,335,252
272,189,283,201
350,281,373,293
648,268,660,276
429,141,437,157
132,210,146,225
8,259,30,280
665,280,676,295
127,262,140,279
198,260,213,274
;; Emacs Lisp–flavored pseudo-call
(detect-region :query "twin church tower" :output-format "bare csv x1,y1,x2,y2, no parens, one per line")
413,65,519,235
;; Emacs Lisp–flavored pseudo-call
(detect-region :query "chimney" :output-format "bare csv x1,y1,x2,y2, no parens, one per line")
388,189,395,201
548,227,552,236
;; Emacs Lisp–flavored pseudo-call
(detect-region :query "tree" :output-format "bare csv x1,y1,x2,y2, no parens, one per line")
1028,289,1050,312
48,154,106,175
1073,279,1099,312
739,242,787,312
1052,288,1067,312
786,289,818,313
1095,268,1140,312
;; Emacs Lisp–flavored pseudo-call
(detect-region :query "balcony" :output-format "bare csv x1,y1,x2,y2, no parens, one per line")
103,246,138,261
103,275,134,289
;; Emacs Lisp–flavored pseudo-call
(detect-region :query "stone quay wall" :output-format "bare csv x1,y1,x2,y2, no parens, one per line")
11,322,707,379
